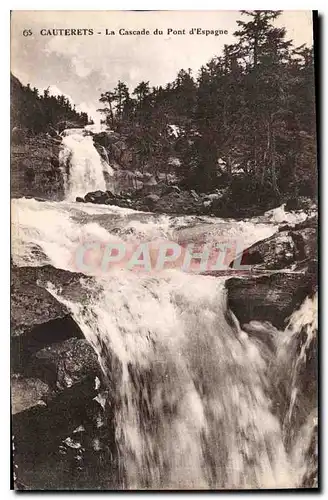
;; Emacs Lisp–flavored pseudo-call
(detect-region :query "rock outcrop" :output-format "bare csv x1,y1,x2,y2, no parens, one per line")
93,130,132,168
226,217,317,328
30,338,101,391
229,216,317,271
226,270,316,329
11,266,85,371
11,135,64,200
79,188,214,215
11,264,116,490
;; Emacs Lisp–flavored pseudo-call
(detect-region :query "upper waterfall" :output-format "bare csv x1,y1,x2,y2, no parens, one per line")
59,127,114,201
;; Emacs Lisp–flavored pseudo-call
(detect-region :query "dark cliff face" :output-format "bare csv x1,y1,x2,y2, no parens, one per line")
11,74,64,200
11,264,117,490
11,135,64,200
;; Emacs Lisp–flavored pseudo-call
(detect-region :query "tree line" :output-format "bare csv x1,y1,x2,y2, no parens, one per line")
98,10,317,205
11,74,90,136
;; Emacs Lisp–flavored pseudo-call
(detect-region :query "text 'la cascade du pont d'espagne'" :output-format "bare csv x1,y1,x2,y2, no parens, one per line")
38,28,228,37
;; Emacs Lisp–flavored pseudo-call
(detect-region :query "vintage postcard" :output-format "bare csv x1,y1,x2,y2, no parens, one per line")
11,10,318,490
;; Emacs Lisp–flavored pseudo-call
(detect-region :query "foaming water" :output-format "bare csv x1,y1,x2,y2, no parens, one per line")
59,128,114,201
263,204,310,225
11,197,276,272
273,294,318,487
45,272,294,489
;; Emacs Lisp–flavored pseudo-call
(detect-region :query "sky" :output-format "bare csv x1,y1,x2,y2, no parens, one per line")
11,10,314,122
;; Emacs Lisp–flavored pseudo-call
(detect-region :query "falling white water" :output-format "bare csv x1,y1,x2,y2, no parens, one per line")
274,294,318,487
59,128,114,201
280,295,317,429
45,272,294,489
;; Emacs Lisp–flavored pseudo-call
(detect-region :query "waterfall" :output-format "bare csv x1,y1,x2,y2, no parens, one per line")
59,128,114,201
274,294,318,487
45,273,294,489
11,193,317,489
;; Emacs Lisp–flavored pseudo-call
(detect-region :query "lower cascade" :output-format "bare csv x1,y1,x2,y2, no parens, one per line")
11,189,317,489
45,274,302,489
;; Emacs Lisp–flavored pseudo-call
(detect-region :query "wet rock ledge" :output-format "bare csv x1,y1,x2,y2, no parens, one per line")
225,215,317,329
11,265,117,490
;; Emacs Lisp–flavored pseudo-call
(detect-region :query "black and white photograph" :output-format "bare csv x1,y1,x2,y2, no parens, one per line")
10,9,318,490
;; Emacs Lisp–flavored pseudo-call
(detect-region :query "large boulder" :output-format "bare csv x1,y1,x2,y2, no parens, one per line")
30,338,101,391
11,266,70,337
84,190,108,204
293,227,317,261
142,189,204,215
11,264,117,490
12,371,111,490
11,375,51,415
230,218,317,271
145,194,160,207
226,266,317,329
226,215,317,329
231,232,296,270
11,265,85,372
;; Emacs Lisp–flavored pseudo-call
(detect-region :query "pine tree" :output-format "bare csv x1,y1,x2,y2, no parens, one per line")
98,91,116,128
93,9,316,206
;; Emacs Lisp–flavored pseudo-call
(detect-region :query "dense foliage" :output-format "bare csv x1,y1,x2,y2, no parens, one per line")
11,74,90,135
98,10,317,204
